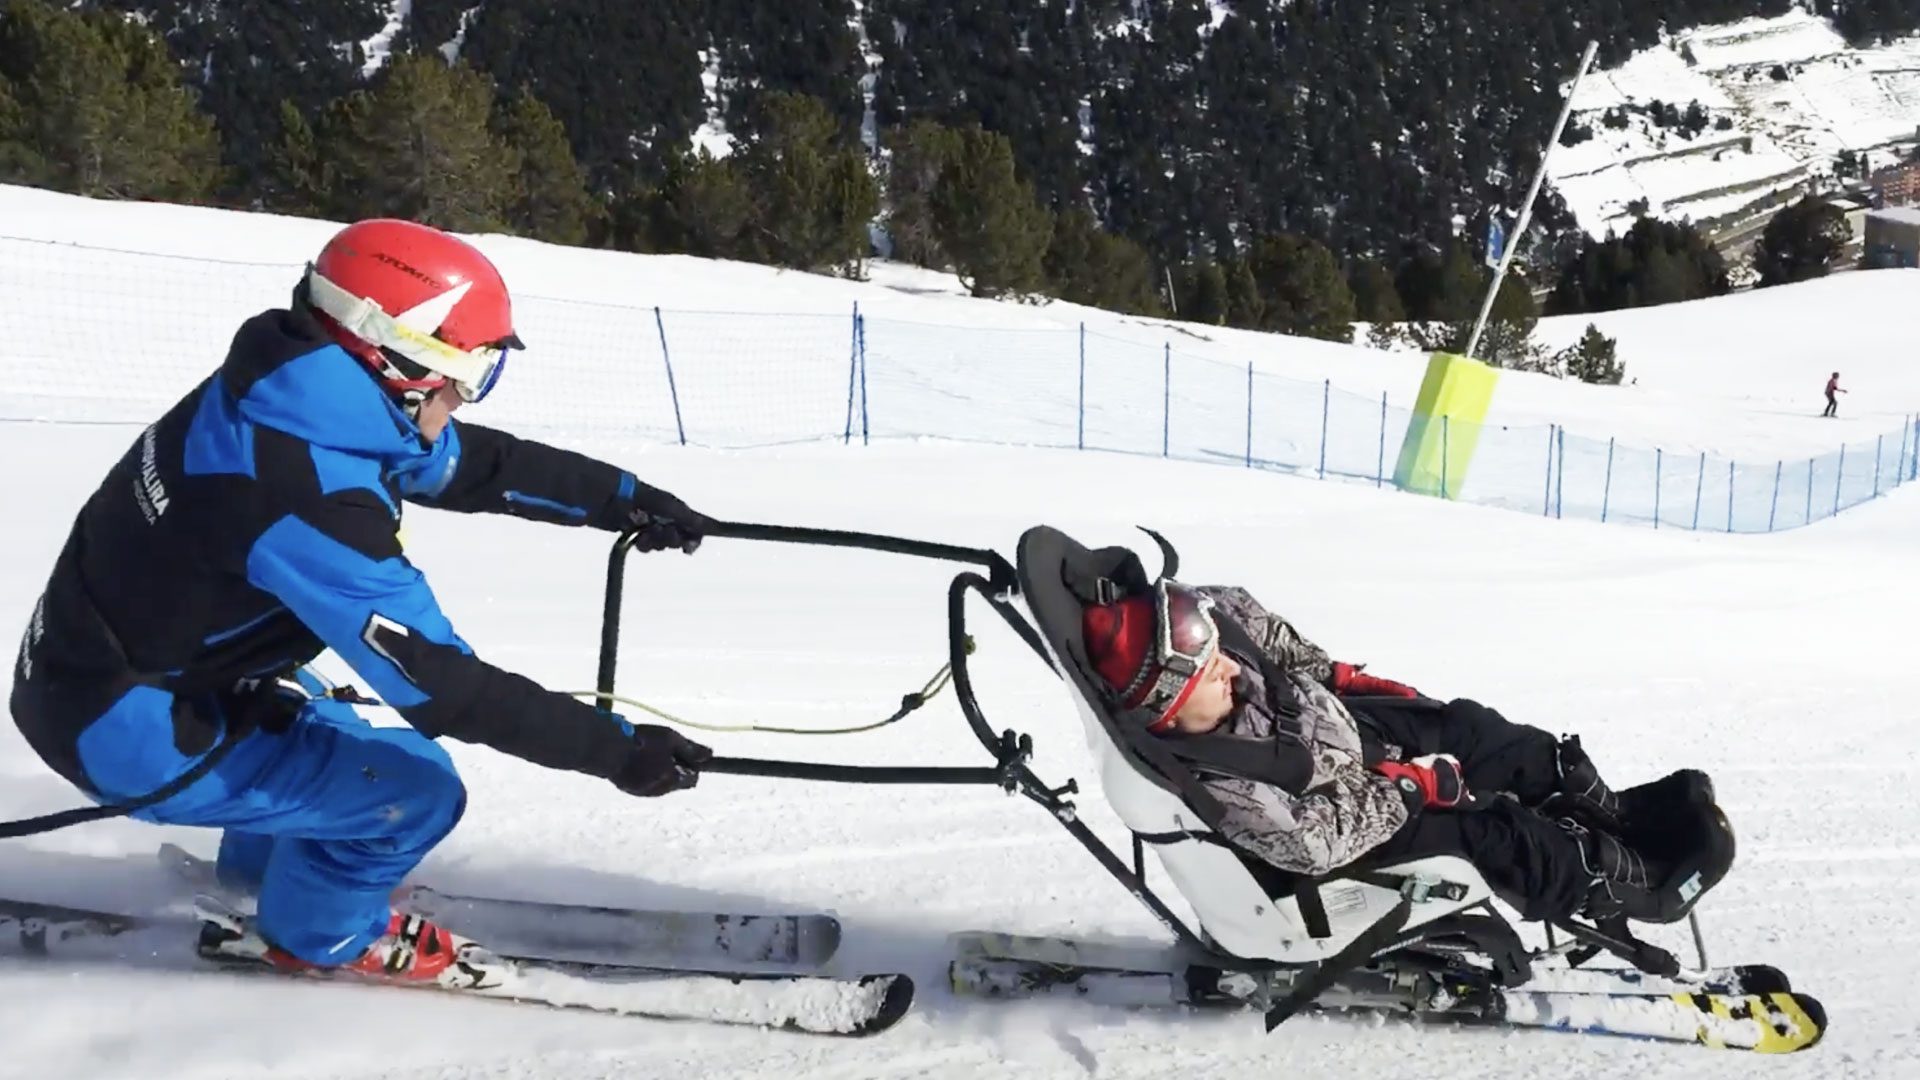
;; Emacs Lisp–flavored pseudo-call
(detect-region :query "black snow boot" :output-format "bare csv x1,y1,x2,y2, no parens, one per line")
1566,820,1673,925
1539,736,1716,834
1539,736,1625,831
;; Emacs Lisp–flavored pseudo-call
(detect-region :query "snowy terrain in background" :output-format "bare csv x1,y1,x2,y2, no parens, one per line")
0,188,1916,1078
1549,10,1920,239
3,184,1916,466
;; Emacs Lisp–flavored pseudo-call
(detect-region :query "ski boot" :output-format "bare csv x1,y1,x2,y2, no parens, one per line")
1538,735,1716,834
1569,822,1669,924
197,900,505,990
1565,795,1734,927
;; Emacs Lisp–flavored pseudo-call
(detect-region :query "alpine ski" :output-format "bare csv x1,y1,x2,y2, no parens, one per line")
1,895,910,1037
948,930,1823,1053
156,842,841,967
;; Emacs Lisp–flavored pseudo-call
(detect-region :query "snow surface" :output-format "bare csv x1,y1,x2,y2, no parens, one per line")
2,184,1915,468
359,0,414,80
1550,11,1920,238
693,48,735,160
1,188,1917,1077
437,6,484,66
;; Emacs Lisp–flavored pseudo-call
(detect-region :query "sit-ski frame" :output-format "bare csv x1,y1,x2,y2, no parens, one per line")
593,522,1710,1002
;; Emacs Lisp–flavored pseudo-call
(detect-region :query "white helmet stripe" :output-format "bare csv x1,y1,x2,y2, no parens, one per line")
394,279,473,335
305,266,502,397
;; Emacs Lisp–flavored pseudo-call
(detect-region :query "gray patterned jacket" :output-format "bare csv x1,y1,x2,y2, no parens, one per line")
1191,585,1411,876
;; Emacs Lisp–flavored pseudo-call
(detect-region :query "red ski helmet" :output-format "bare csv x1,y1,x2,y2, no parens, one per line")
303,219,523,411
1081,581,1221,734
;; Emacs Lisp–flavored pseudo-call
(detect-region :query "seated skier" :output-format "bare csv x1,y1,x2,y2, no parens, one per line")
1080,580,1729,929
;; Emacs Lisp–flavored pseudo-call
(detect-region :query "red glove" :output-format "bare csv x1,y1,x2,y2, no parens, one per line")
1376,754,1474,810
1330,661,1420,698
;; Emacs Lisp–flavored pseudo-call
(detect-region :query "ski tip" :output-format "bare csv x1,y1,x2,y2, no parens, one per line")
1769,992,1825,1053
848,974,916,1036
797,917,842,967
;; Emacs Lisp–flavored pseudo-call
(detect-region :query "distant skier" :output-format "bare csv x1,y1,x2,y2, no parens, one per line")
10,219,716,985
1822,372,1845,417
1081,582,1726,927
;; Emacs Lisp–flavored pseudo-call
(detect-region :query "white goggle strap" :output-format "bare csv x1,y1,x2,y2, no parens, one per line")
304,267,496,392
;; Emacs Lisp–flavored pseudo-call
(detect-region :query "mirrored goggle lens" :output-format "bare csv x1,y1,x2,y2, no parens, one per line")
456,345,509,403
1157,584,1219,670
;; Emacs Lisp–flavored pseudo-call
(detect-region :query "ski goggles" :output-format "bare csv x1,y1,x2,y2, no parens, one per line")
305,266,515,404
1129,581,1221,733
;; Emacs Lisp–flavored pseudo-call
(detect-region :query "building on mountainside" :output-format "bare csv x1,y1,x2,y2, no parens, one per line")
1861,208,1920,269
1868,159,1920,208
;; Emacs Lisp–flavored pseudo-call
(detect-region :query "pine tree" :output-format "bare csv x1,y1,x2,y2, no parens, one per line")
1222,256,1263,330
1174,260,1231,326
315,55,516,232
1046,206,1163,315
1403,270,1542,368
1636,246,1694,306
264,100,330,216
931,123,1052,299
92,0,391,202
650,148,754,258
0,0,221,201
0,63,45,184
1245,234,1356,342
1556,323,1624,385
705,0,865,136
733,91,876,274
1469,274,1544,367
454,0,705,190
882,118,959,268
1753,196,1851,288
495,88,599,246
1548,218,1730,314
60,0,1920,276
1347,258,1405,325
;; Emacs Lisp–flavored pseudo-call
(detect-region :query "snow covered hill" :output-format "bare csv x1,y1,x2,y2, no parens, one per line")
0,188,1916,1078
2,183,1915,467
1549,10,1920,241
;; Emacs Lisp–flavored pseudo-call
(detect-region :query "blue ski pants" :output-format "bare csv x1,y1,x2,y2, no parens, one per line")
74,668,465,963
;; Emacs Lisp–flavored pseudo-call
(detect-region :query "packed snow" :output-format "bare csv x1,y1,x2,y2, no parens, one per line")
1,188,1916,1078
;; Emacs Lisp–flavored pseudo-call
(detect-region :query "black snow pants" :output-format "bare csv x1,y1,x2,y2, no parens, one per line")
1345,697,1593,922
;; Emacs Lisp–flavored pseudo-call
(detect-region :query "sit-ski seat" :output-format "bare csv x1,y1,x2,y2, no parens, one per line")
1013,525,1495,965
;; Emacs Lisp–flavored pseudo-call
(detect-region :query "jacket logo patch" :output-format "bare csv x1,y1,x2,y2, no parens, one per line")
134,425,171,523
362,613,417,684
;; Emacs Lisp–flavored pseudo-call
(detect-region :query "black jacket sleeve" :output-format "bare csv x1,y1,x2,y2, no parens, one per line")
405,420,635,531
246,486,634,779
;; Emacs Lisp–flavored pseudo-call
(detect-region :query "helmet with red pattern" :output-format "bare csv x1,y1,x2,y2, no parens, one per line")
303,219,522,413
1081,581,1222,734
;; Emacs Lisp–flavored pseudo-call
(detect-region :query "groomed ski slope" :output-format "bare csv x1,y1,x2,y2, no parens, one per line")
1,434,1914,1080
1,188,1917,1078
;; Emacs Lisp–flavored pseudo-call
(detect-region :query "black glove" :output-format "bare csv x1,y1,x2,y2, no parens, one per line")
612,723,714,797
625,480,712,554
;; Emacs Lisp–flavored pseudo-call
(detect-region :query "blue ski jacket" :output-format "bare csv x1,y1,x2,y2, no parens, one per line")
11,304,650,793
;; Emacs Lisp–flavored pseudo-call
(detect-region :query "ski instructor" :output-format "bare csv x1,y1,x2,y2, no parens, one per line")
9,218,715,983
